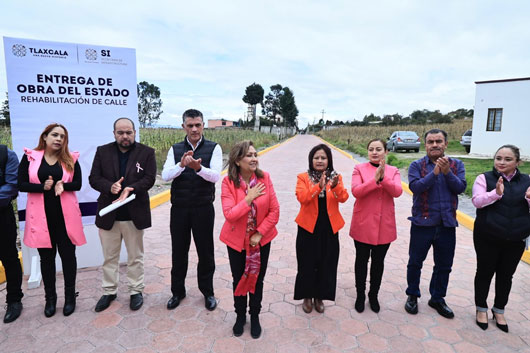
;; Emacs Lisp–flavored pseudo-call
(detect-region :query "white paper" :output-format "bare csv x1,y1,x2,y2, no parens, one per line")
98,194,136,217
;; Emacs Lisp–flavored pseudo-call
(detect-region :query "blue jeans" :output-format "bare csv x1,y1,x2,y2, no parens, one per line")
406,224,456,302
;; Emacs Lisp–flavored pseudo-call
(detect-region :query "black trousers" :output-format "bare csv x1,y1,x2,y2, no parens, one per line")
354,240,390,296
37,216,77,297
228,242,271,315
170,204,215,297
0,204,23,303
473,230,525,311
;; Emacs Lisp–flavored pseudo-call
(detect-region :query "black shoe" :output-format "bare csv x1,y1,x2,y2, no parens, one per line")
405,295,418,315
492,310,508,333
232,313,246,337
250,314,261,339
355,295,365,313
476,311,488,330
428,299,454,319
95,294,117,312
3,302,23,323
44,295,57,318
369,294,380,313
205,296,217,311
63,291,79,316
167,294,186,310
130,293,143,311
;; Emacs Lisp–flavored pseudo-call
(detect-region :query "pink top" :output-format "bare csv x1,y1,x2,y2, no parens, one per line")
219,171,280,252
349,162,403,245
472,172,530,209
23,148,86,248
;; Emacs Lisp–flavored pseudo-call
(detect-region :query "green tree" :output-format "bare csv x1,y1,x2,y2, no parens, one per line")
242,83,264,121
362,113,381,124
279,87,299,127
137,81,163,127
262,84,283,122
0,92,10,127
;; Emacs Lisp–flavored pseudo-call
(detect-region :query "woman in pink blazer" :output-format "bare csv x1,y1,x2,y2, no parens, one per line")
350,139,402,313
220,140,280,339
18,123,85,318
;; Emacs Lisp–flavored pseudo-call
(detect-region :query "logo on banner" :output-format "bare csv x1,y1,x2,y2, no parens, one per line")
12,44,27,57
85,48,97,60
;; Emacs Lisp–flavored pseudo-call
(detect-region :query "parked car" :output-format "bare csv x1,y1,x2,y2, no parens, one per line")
387,131,421,152
460,129,472,153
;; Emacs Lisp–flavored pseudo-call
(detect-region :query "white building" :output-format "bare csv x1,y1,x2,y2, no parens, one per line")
472,77,530,159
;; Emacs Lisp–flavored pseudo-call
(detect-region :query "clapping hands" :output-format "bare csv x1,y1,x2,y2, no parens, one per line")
374,158,386,183
180,151,202,171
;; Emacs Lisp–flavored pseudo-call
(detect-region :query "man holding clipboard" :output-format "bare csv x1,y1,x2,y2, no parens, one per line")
89,117,156,312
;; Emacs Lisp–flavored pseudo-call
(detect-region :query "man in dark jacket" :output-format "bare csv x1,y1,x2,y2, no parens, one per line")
404,129,466,318
161,109,222,311
0,145,23,323
89,118,156,312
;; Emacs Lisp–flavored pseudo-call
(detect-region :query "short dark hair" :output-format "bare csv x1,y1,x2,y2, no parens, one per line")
424,128,447,142
495,144,521,162
308,144,334,172
182,109,203,122
113,117,135,131
367,138,387,151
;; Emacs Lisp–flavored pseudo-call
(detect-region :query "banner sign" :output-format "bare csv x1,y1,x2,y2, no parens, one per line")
3,37,138,225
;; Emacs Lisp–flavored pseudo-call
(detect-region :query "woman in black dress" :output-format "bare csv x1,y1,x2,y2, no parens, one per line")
18,123,86,317
294,144,349,313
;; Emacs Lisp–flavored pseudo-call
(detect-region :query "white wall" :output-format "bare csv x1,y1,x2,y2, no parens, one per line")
472,79,530,159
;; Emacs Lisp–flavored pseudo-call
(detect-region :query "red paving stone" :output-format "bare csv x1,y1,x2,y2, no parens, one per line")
1,134,530,352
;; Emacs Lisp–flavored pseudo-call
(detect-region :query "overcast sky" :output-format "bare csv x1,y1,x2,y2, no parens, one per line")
1,1,529,127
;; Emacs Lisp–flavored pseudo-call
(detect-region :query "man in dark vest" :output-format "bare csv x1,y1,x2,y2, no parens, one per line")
0,145,23,323
162,109,221,311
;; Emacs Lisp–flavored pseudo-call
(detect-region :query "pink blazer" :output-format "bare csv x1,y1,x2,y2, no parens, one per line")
220,171,280,252
23,148,86,248
350,162,402,245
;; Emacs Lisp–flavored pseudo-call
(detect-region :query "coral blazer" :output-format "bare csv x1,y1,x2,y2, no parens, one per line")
295,172,349,234
349,162,403,245
220,171,280,252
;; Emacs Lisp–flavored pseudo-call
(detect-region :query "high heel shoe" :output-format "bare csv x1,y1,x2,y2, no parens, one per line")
475,311,488,330
491,309,508,333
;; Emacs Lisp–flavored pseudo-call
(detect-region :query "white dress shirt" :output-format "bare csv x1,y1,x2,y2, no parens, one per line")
161,136,222,184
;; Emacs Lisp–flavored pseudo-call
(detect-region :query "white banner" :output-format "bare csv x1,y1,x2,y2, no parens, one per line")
3,37,138,276
3,36,138,223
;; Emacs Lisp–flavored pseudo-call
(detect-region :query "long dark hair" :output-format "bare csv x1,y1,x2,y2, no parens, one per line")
227,140,264,188
308,144,334,172
35,123,74,172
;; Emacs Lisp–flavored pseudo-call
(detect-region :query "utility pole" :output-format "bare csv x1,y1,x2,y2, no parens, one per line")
321,109,325,121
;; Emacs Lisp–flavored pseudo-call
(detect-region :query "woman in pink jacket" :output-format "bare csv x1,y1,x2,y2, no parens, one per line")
350,139,402,313
220,140,280,339
18,123,85,318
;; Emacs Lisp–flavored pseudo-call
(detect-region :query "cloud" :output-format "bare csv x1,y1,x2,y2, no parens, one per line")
2,1,530,127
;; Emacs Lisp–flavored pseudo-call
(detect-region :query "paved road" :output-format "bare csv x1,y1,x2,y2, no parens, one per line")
1,134,529,352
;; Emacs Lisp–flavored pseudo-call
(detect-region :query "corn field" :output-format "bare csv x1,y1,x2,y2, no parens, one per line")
317,120,473,151
140,128,280,171
0,127,280,172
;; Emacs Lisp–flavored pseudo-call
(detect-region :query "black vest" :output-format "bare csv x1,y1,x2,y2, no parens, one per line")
170,138,217,207
475,168,530,241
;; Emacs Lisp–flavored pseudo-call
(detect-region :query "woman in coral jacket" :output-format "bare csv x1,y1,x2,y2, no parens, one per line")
350,139,402,313
18,123,85,318
294,144,349,314
220,140,280,339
